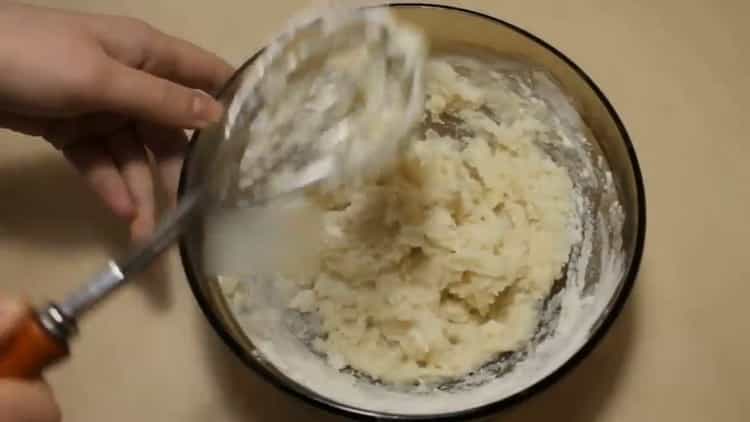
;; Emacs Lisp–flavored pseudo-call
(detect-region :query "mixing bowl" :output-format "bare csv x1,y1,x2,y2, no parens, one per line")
178,3,646,420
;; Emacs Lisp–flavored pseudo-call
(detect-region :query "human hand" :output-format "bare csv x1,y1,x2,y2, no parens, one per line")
0,2,234,241
0,297,61,422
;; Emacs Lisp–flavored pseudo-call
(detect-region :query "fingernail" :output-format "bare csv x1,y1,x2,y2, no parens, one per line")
192,92,223,128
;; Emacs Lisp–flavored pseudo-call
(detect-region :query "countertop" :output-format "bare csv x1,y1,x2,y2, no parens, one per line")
2,0,748,421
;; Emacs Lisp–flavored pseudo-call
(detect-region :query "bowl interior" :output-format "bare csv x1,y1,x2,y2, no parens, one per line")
179,4,644,420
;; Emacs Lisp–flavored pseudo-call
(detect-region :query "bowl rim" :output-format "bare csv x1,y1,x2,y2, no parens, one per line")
177,3,647,420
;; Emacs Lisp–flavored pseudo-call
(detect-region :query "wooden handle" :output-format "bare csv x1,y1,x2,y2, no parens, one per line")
0,310,69,378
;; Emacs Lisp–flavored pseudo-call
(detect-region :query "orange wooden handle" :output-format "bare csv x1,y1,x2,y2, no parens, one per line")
0,311,69,378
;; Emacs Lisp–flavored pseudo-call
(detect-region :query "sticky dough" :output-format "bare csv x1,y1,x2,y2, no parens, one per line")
289,57,576,384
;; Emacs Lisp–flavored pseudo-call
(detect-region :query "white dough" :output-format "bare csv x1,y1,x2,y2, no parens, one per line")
288,57,576,384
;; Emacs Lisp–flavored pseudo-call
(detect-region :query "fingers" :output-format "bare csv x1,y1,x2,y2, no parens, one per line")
107,130,156,242
0,110,51,138
137,123,188,207
0,379,61,422
139,32,235,96
63,141,135,220
94,61,223,129
0,297,26,344
62,126,178,241
86,16,234,95
0,111,130,152
43,113,128,149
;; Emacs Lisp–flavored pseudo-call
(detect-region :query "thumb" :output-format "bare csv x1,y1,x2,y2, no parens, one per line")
0,297,26,344
96,61,224,129
0,380,61,422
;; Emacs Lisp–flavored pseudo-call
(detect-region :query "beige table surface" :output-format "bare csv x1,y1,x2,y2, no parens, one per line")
2,0,748,421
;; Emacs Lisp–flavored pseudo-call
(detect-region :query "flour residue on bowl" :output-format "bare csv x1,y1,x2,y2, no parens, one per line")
207,51,625,415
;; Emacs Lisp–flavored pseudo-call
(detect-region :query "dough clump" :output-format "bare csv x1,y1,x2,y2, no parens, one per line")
289,57,576,384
